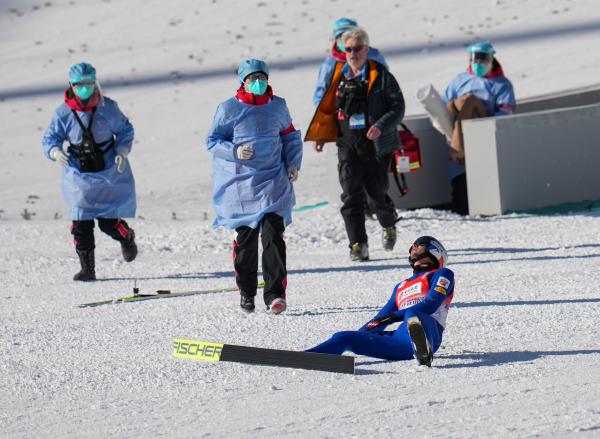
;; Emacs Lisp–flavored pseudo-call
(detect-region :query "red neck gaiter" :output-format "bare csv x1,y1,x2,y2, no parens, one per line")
331,43,346,61
64,88,102,112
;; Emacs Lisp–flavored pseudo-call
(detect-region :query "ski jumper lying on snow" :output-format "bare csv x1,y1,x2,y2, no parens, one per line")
307,236,455,367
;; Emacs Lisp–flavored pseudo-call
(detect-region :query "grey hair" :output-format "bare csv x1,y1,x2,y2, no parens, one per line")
341,27,370,46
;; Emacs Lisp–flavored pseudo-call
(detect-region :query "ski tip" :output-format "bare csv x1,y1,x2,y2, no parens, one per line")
172,339,223,361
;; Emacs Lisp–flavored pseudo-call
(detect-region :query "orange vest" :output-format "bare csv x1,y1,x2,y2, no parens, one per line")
304,60,380,143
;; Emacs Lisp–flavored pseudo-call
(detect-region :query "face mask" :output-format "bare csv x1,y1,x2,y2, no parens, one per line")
74,85,95,100
337,39,346,52
247,79,267,95
471,63,490,77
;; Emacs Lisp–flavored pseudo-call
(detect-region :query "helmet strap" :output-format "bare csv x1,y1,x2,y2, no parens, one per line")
409,253,439,273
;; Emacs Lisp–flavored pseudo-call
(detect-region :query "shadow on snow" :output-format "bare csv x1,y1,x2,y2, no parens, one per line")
436,349,600,369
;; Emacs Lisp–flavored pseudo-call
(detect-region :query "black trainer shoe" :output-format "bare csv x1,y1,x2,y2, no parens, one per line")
382,226,397,251
121,229,138,262
73,249,96,281
350,242,369,262
407,316,433,367
240,294,255,313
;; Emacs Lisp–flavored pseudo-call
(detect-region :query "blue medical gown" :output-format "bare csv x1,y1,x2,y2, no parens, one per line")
206,96,303,229
42,97,136,220
442,71,516,117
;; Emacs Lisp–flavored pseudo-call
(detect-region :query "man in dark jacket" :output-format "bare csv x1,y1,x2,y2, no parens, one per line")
313,19,392,221
305,27,405,261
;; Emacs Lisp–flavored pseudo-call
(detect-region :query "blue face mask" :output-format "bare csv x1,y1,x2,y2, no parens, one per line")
247,79,268,95
74,85,95,100
471,63,490,77
337,39,346,52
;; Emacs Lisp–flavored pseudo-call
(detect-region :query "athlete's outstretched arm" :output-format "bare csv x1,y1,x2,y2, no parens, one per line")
359,287,399,332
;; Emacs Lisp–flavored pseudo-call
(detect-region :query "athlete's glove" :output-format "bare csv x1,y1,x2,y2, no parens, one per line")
288,165,298,182
50,147,70,166
365,315,398,331
115,148,129,173
236,145,254,160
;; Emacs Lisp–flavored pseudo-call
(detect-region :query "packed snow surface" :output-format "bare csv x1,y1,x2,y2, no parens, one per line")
1,0,600,438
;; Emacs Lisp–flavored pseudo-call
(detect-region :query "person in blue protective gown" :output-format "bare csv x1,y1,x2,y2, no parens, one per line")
206,59,303,315
441,40,516,215
42,62,137,281
307,236,455,367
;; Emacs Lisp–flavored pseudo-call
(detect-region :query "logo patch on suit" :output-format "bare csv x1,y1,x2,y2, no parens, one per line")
434,286,447,295
437,276,450,289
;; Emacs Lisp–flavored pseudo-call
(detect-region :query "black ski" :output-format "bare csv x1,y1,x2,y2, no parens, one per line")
172,339,355,374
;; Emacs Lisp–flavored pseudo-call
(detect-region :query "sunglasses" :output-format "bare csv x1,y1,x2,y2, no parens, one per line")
345,45,365,53
245,73,268,82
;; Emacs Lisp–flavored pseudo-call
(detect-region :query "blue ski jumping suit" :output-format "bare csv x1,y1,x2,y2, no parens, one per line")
307,267,455,361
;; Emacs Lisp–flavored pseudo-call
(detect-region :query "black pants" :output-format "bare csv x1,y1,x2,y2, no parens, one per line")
233,213,286,306
363,188,395,218
71,218,132,251
451,173,469,215
338,146,397,245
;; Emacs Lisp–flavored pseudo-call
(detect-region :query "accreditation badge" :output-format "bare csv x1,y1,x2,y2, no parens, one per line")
349,113,366,129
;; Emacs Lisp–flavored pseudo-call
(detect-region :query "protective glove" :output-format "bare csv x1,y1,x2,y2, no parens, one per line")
288,165,299,182
50,147,70,166
236,145,254,160
365,315,398,331
115,148,129,173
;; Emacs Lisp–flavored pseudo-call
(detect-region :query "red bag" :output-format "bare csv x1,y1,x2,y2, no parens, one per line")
394,123,422,173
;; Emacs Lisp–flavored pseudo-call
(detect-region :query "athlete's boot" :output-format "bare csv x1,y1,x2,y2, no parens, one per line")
407,316,433,367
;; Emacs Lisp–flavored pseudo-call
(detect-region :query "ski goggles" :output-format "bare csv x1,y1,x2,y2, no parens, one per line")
470,51,493,63
71,80,96,86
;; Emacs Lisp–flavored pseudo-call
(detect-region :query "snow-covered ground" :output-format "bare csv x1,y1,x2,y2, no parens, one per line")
1,1,600,437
